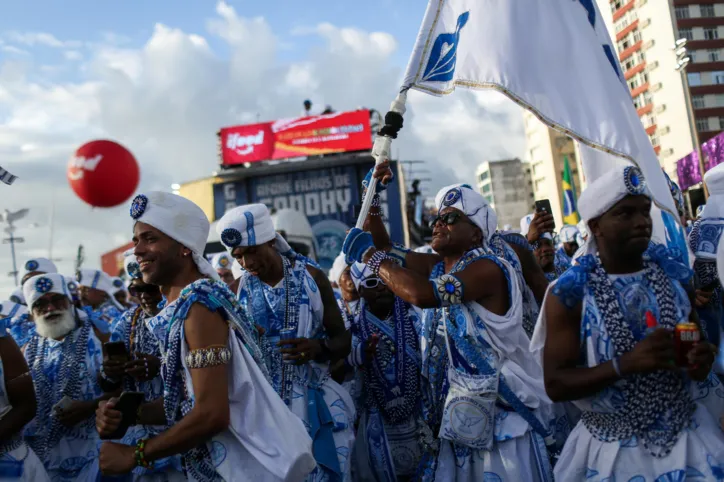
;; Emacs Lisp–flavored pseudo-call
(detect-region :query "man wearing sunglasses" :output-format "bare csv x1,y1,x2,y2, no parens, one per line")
97,252,184,480
343,162,555,482
345,262,423,481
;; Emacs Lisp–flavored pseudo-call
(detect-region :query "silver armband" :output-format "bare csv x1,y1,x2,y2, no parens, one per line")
387,243,410,267
432,274,464,307
185,346,231,369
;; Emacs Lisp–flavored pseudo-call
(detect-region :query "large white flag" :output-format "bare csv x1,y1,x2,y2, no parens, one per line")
401,0,677,217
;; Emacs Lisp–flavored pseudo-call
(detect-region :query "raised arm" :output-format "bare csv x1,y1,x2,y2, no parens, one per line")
0,336,36,441
372,253,508,312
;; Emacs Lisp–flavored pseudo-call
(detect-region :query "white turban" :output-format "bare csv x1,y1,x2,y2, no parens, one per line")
77,269,125,310
350,262,374,292
9,288,25,306
22,257,58,279
578,166,651,256
23,273,72,310
130,192,219,281
110,277,127,295
216,204,293,254
559,225,579,243
434,184,497,241
124,251,141,280
211,252,234,271
701,163,724,219
520,213,552,241
577,220,589,239
0,300,27,319
328,253,348,285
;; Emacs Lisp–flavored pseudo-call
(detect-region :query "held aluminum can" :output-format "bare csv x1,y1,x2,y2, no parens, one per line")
674,322,700,366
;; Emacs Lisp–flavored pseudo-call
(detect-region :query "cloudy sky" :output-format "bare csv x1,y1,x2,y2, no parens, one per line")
0,0,526,296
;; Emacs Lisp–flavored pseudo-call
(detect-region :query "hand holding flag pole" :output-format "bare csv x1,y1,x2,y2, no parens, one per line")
354,91,408,229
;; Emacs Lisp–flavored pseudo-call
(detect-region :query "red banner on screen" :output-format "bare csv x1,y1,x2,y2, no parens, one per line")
220,110,372,166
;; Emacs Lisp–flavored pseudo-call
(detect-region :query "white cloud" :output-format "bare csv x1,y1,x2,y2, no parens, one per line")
4,31,82,49
0,0,524,295
64,50,83,61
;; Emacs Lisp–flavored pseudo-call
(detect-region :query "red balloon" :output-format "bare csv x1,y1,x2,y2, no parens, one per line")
67,140,140,208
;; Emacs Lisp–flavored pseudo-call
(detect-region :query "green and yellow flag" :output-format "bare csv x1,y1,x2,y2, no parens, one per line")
562,156,580,225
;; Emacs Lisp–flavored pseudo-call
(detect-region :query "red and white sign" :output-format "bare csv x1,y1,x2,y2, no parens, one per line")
219,110,372,166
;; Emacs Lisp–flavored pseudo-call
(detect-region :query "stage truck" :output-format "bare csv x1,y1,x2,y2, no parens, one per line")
203,109,410,272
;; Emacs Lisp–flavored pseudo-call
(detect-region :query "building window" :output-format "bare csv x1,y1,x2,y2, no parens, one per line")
688,72,702,86
719,116,724,129
705,28,719,40
679,28,693,41
675,6,690,19
708,49,720,62
714,71,724,84
641,112,656,127
701,4,715,18
611,0,624,13
650,134,660,147
484,194,493,204
482,183,491,193
696,117,711,132
479,171,489,182
692,95,706,109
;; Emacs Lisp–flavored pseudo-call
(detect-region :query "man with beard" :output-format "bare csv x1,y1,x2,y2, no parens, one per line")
0,308,48,480
76,269,125,332
211,252,235,285
97,191,315,481
344,176,554,481
216,203,355,482
100,252,184,481
347,262,422,481
537,166,724,480
22,273,108,481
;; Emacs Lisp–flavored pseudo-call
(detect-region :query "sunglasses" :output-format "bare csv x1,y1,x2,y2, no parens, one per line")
33,294,69,312
428,211,474,229
360,277,385,289
128,284,161,297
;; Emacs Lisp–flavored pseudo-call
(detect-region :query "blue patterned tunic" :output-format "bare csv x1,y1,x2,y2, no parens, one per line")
418,248,553,482
109,307,183,478
549,247,724,481
237,256,356,482
8,313,35,348
145,278,316,482
91,300,123,332
347,299,423,480
23,318,105,481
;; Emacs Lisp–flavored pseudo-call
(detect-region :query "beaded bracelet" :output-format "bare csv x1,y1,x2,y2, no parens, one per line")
134,438,154,469
366,250,389,276
371,194,381,207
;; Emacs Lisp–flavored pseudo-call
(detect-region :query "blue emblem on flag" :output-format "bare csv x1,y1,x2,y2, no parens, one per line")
422,11,470,83
574,0,624,84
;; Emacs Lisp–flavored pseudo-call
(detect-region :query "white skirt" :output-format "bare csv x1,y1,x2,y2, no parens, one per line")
430,430,553,482
555,404,724,481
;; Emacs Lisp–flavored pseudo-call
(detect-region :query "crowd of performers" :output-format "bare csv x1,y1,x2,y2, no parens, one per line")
1,161,724,481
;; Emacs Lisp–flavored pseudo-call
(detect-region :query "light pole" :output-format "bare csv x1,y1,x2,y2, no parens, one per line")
0,209,29,286
674,38,708,199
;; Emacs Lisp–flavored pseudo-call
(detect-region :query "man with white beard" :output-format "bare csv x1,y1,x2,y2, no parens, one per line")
22,273,108,481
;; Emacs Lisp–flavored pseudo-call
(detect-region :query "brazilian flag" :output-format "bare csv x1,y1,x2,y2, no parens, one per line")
562,155,580,225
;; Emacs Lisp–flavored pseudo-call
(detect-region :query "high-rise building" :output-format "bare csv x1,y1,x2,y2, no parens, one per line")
522,112,584,228
475,158,535,230
595,0,724,180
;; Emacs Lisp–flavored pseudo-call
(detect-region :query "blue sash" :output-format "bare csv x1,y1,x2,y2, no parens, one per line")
307,387,341,480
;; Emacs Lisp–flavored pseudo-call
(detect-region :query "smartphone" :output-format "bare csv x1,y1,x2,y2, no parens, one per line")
104,341,129,362
535,199,552,215
101,391,145,440
52,396,74,414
